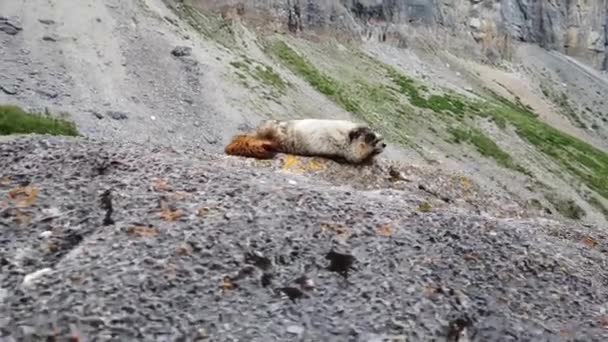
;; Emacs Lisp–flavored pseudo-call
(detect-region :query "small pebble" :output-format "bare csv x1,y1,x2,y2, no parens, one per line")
286,325,304,335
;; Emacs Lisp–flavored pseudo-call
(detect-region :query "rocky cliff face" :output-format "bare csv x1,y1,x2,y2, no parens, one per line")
194,0,608,70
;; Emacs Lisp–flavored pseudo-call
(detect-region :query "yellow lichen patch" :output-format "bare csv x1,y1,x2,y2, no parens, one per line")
306,158,327,171
282,154,301,170
376,223,394,237
160,207,184,222
219,276,236,295
282,155,327,173
8,185,39,208
320,222,352,241
152,178,172,192
458,175,473,191
127,225,159,238
159,198,184,221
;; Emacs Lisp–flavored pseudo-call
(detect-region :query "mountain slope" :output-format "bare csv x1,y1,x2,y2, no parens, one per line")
2,1,608,339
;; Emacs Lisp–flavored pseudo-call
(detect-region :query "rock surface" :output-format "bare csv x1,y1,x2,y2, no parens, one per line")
1,135,608,341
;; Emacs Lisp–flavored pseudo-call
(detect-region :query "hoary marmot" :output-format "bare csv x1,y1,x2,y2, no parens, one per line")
224,119,386,164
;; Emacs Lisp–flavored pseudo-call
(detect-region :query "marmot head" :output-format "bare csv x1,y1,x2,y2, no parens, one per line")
255,119,282,139
349,126,386,161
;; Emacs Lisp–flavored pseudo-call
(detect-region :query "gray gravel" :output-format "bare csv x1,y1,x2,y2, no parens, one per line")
1,135,608,341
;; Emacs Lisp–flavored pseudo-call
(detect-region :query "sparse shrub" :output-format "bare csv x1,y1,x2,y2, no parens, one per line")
230,61,249,70
253,65,287,92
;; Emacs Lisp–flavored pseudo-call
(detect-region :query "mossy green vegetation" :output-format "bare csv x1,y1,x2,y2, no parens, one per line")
266,41,360,112
230,57,289,95
252,65,287,92
385,64,608,199
448,126,529,175
179,0,236,48
386,67,474,120
0,105,79,136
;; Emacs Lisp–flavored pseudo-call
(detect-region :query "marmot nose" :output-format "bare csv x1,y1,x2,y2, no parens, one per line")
381,143,386,148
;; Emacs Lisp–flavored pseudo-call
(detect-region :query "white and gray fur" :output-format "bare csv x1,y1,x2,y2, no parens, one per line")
254,119,386,164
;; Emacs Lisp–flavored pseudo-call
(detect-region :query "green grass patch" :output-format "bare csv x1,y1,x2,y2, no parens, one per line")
252,65,287,93
448,126,529,175
168,0,236,49
0,105,79,136
230,58,288,95
386,67,471,120
266,40,361,113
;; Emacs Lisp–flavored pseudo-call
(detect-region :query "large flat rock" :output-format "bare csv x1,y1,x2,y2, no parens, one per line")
1,135,607,341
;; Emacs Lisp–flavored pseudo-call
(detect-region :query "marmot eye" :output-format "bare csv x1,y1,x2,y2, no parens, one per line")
365,133,377,143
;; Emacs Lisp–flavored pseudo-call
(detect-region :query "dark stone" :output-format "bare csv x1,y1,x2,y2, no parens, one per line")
90,111,104,119
245,251,272,270
0,17,22,35
38,19,56,25
42,35,57,42
276,287,306,303
100,189,114,226
106,111,129,120
446,315,473,342
171,46,192,57
261,273,273,287
325,250,355,279
0,85,17,95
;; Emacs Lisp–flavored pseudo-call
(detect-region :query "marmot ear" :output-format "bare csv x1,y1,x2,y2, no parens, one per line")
349,128,363,141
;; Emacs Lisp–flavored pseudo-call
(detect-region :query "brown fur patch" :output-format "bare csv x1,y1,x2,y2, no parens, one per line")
224,134,279,159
